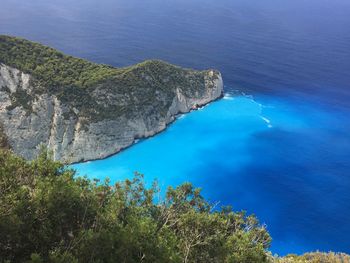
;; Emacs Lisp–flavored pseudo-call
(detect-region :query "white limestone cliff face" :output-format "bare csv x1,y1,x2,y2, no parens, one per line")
0,63,223,163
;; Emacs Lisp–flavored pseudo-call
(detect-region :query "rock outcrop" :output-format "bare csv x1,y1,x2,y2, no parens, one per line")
0,62,223,163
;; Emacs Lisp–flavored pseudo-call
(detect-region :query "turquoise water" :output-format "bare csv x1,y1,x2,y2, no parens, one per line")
72,95,270,184
72,93,350,255
2,0,350,255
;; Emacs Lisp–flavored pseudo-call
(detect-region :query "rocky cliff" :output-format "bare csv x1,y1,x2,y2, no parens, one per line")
0,36,223,163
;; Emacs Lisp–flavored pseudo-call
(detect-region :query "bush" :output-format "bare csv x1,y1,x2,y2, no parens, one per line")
0,149,271,263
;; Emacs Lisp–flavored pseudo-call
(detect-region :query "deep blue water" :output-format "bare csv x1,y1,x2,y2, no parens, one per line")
1,0,350,255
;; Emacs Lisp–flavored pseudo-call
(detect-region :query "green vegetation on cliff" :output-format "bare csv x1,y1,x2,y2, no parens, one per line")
0,125,9,149
0,35,216,122
0,35,117,88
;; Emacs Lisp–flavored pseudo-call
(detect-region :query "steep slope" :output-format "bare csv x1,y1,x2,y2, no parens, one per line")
0,36,223,163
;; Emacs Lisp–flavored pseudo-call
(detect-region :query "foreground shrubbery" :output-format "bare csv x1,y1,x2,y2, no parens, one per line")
1,149,349,263
0,149,271,263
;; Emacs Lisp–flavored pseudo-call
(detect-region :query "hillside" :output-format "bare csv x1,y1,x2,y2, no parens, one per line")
0,36,223,163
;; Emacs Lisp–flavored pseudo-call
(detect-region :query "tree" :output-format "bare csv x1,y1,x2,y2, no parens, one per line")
0,149,271,263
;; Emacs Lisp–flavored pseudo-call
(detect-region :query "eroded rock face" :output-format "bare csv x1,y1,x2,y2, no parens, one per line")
0,63,223,163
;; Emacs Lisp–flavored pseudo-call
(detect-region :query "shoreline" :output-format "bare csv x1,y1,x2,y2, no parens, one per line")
70,92,225,165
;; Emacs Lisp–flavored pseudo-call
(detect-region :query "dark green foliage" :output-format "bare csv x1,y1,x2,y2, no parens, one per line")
0,35,211,121
0,149,271,263
0,35,116,88
0,124,9,149
6,88,33,113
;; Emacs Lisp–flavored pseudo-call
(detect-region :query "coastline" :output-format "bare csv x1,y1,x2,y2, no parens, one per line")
70,91,224,165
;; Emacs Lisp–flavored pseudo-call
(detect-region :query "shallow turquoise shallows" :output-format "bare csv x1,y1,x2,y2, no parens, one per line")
72,94,350,255
73,95,270,184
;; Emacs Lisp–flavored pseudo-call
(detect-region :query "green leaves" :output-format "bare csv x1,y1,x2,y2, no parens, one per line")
0,36,116,89
0,149,271,262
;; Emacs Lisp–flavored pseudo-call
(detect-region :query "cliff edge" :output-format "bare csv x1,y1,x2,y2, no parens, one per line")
0,36,223,163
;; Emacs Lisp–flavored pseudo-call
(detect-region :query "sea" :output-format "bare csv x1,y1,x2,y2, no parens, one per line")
1,0,350,255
